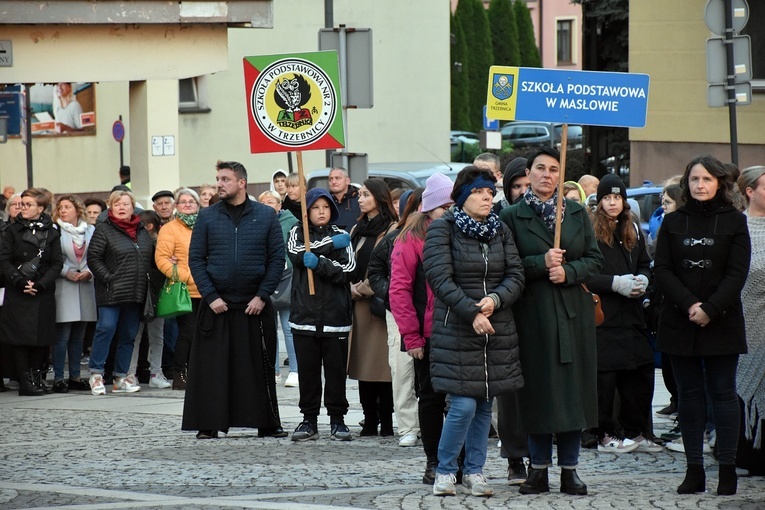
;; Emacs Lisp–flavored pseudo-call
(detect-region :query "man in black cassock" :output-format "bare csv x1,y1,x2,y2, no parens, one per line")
182,160,287,439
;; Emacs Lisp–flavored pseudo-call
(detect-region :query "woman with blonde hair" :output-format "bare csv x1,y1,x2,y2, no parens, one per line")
198,185,216,208
51,195,96,393
87,190,154,395
258,190,299,385
735,165,765,475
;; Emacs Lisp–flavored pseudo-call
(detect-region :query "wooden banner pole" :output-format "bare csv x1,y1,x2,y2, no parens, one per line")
553,123,568,250
296,151,316,295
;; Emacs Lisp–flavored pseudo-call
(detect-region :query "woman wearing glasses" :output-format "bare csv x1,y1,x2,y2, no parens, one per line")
155,188,202,390
4,194,22,223
0,188,64,396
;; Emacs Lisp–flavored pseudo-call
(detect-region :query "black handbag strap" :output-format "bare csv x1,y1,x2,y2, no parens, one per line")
35,230,48,259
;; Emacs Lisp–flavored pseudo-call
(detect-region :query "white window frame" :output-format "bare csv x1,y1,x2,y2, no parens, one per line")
741,3,764,90
179,75,210,112
555,17,577,66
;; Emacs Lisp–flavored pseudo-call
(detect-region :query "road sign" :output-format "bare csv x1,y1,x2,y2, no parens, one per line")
707,36,752,84
112,120,125,142
243,51,345,154
486,66,650,128
705,0,749,35
483,105,499,130
0,40,12,67
319,28,373,108
708,82,751,107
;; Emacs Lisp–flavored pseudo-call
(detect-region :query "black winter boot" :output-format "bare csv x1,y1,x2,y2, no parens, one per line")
34,370,53,394
519,467,549,495
717,464,737,496
560,468,588,495
19,370,44,396
379,412,394,436
677,464,705,494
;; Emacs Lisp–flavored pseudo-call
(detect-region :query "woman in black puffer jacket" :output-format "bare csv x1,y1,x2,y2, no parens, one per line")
423,166,525,497
86,190,153,396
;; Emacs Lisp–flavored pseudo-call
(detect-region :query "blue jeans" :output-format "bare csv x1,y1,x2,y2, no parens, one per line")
436,395,493,475
53,321,88,381
88,304,141,377
274,307,297,373
528,430,581,469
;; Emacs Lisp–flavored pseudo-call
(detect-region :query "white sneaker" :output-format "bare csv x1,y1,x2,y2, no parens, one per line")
666,437,712,454
433,472,457,496
275,373,281,385
149,373,171,389
113,376,141,393
89,374,106,396
285,372,299,387
598,434,640,453
632,435,664,453
462,473,493,497
398,433,419,447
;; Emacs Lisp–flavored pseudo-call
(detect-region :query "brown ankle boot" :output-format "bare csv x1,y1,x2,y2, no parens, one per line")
172,369,187,390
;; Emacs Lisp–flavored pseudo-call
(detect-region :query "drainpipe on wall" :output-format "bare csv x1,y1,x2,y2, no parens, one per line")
538,0,543,65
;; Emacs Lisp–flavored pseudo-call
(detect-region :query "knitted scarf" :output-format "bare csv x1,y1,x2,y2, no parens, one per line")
453,207,500,243
739,213,765,448
57,218,88,248
524,187,566,233
175,211,198,230
108,210,140,241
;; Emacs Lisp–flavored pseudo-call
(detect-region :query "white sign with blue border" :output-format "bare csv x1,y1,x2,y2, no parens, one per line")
486,66,650,128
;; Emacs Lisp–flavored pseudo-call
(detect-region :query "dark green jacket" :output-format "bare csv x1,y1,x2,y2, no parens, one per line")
500,199,603,434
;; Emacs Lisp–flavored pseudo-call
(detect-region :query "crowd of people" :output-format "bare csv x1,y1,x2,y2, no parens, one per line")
0,152,763,498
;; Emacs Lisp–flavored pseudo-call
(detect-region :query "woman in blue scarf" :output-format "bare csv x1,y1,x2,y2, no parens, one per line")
423,166,525,498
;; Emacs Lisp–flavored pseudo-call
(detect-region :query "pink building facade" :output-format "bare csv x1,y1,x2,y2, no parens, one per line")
452,0,583,70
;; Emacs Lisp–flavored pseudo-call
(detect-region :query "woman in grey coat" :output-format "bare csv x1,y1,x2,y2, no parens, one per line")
52,195,96,393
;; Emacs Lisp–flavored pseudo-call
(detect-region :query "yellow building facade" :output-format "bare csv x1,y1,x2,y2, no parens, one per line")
0,0,450,206
629,0,765,184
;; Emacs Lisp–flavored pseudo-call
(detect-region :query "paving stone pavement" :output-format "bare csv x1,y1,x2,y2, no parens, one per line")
0,369,763,510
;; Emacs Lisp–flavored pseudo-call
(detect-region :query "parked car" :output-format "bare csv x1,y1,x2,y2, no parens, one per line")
500,121,583,150
450,130,480,151
307,162,471,192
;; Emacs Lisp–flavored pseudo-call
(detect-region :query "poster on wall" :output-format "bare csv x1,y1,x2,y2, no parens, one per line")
0,83,96,137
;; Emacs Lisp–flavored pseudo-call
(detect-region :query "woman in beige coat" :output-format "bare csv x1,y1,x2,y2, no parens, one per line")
348,179,398,436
